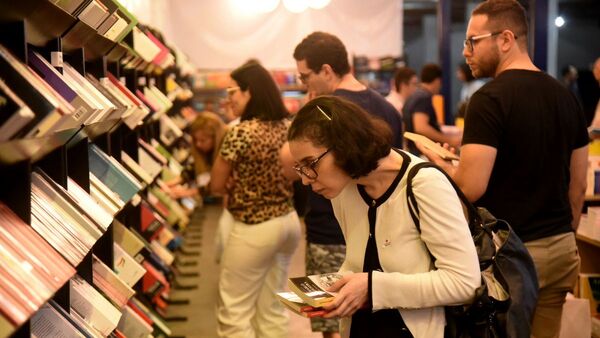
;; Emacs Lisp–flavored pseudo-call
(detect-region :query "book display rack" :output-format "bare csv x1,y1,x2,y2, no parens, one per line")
0,1,200,337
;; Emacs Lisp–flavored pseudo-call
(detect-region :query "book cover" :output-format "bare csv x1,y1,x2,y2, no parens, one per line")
116,306,153,338
70,275,122,336
403,131,460,161
31,303,87,338
113,244,146,287
113,220,145,257
287,273,342,307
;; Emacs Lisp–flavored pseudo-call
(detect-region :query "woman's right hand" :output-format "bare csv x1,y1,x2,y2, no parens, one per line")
322,273,369,318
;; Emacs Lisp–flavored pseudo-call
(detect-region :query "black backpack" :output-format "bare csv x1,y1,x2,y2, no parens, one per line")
406,162,539,338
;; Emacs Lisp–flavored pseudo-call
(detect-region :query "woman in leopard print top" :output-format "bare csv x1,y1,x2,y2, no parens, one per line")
211,61,302,338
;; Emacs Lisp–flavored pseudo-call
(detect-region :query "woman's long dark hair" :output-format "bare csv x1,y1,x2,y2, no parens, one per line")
230,61,289,121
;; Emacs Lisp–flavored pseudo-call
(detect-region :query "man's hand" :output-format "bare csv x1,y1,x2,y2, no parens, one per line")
322,273,368,318
415,141,458,177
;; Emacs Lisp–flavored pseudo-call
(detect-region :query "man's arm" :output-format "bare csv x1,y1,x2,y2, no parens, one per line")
569,145,588,230
413,113,461,147
417,143,497,202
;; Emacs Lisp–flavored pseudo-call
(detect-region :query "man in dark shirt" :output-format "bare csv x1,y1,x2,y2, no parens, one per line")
419,1,588,337
403,64,461,155
289,31,403,338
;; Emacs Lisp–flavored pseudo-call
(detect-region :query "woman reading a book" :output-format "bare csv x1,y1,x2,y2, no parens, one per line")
287,96,480,338
210,60,302,338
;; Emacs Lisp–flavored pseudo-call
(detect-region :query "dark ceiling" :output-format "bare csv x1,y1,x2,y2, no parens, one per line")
403,0,600,26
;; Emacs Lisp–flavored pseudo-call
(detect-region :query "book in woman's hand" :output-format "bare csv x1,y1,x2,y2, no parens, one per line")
276,292,328,318
287,272,343,307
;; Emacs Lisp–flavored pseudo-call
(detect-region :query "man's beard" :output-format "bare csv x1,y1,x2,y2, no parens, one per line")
474,45,500,78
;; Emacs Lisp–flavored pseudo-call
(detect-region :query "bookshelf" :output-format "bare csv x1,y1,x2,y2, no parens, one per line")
0,1,195,337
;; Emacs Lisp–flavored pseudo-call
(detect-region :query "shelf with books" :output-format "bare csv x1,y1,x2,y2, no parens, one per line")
0,4,194,336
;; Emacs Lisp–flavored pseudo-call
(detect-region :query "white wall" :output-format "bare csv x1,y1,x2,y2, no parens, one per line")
123,0,403,70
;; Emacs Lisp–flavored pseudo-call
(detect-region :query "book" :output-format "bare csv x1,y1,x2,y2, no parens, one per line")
287,273,343,307
276,292,329,318
116,306,153,338
403,131,460,161
0,79,34,141
31,302,87,338
113,220,145,258
70,275,122,337
113,244,146,287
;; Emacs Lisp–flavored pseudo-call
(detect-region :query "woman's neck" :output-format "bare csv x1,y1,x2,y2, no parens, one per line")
355,150,403,200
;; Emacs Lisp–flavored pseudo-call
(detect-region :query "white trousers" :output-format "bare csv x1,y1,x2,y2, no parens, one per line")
217,210,301,338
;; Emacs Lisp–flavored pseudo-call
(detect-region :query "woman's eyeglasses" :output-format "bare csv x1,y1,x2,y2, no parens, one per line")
293,149,330,180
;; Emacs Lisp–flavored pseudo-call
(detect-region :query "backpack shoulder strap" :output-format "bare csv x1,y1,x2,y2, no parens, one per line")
406,161,479,234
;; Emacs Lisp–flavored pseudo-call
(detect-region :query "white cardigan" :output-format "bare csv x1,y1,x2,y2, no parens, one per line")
331,154,480,338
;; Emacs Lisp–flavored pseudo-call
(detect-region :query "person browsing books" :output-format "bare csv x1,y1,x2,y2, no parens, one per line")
210,60,302,338
284,31,403,338
417,1,588,337
287,96,480,338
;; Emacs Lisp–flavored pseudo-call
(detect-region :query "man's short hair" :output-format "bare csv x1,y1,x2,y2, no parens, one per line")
421,64,442,84
293,32,351,77
472,0,528,45
393,67,417,92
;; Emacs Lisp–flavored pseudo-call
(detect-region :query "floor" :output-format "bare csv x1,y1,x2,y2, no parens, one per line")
165,205,321,338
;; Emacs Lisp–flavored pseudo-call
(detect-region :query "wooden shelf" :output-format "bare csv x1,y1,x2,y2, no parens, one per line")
577,233,600,248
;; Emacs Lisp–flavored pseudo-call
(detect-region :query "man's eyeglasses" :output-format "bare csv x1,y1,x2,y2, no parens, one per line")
463,31,505,52
226,86,240,96
293,149,330,180
297,70,314,84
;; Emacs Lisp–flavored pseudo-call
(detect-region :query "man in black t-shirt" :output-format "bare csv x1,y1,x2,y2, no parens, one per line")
282,31,403,338
418,1,588,337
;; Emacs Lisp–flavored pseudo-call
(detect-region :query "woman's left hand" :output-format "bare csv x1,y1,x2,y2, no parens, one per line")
322,272,368,318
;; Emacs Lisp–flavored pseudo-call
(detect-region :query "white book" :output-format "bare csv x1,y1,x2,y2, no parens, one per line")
100,77,136,120
67,177,113,231
121,151,154,185
150,240,174,265
92,255,135,308
77,0,109,29
32,172,103,240
104,16,128,41
113,221,146,257
90,173,123,215
70,276,122,337
138,147,163,180
113,244,146,287
31,303,87,338
117,306,153,338
159,115,183,147
63,63,114,124
132,27,161,62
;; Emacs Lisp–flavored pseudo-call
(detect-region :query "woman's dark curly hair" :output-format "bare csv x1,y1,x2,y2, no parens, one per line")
288,96,392,178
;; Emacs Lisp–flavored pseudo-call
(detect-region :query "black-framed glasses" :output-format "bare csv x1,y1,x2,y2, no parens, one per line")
463,31,505,52
293,149,330,180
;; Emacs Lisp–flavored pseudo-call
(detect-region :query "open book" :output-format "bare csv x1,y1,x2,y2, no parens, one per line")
404,132,459,161
287,273,343,307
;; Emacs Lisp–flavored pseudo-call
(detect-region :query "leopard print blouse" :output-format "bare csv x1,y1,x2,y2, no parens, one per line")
219,118,294,224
